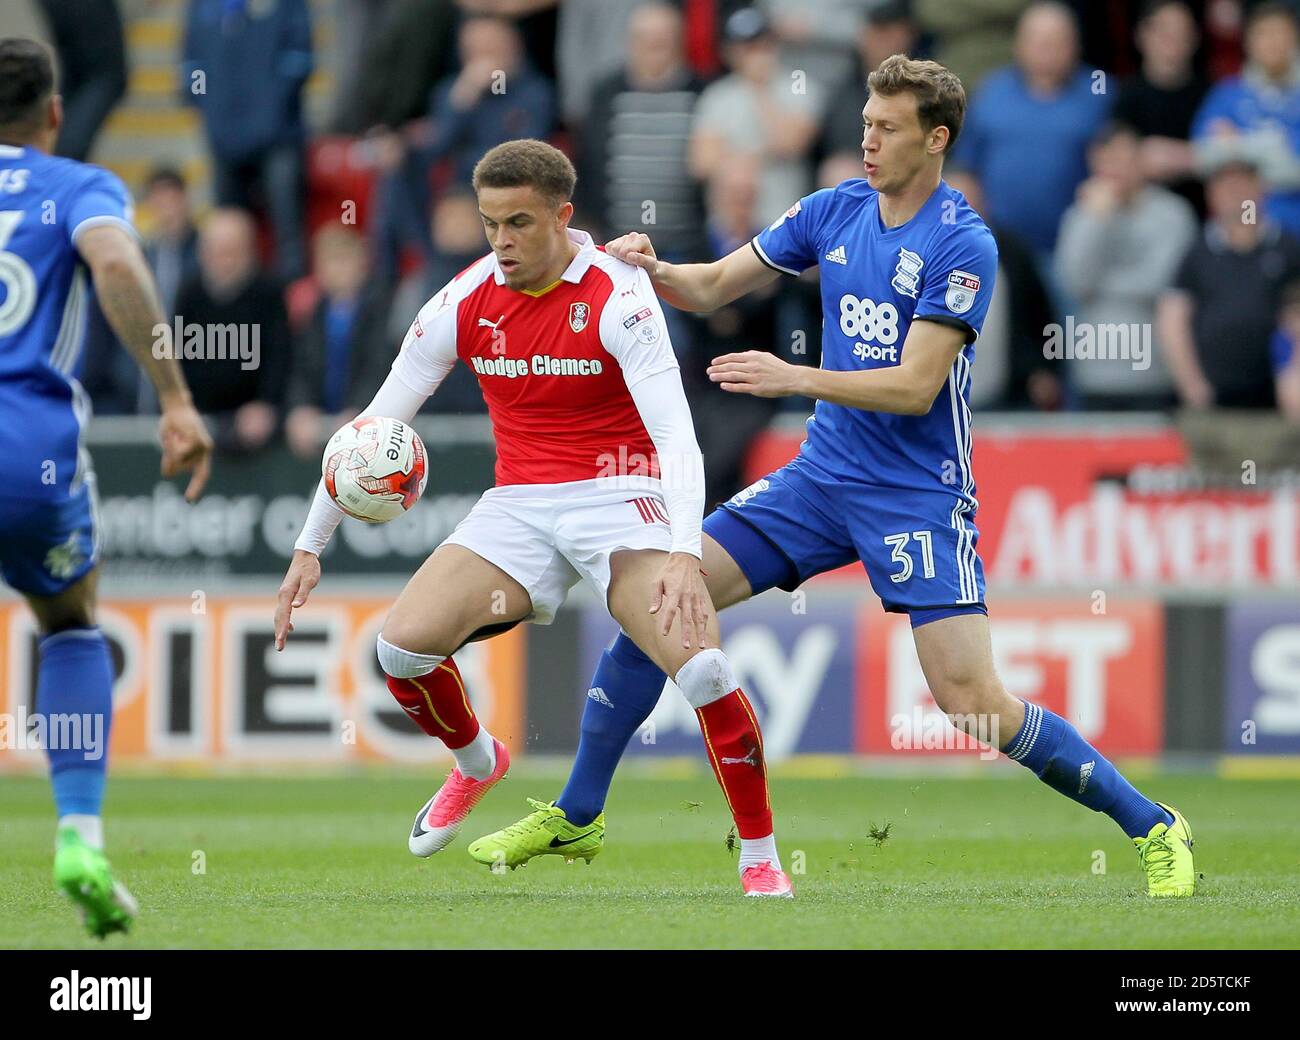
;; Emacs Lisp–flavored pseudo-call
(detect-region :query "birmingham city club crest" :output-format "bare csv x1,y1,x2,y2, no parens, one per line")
892,248,923,299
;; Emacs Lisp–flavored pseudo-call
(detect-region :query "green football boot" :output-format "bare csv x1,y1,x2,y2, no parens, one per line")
468,798,604,869
53,828,138,938
1134,802,1196,898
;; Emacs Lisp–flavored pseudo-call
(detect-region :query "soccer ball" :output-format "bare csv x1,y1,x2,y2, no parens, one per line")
322,416,428,523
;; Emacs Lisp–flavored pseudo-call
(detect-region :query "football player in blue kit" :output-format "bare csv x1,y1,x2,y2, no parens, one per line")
0,39,212,936
476,54,1196,898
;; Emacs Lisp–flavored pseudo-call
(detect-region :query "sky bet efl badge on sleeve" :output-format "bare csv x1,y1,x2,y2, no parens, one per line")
622,305,661,344
945,270,980,314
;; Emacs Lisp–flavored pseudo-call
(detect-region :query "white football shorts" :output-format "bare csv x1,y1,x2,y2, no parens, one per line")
442,478,674,624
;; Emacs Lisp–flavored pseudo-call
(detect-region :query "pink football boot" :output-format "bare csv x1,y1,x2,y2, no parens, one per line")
408,738,510,856
741,861,795,898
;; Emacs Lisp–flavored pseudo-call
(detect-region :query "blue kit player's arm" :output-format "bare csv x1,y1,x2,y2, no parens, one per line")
603,223,783,313
707,319,966,414
712,200,998,415
71,169,213,498
781,319,968,415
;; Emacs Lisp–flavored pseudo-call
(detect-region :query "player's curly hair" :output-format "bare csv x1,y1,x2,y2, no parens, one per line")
472,139,576,208
867,54,966,153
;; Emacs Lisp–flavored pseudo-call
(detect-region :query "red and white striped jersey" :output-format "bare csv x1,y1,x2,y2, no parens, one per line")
391,229,679,487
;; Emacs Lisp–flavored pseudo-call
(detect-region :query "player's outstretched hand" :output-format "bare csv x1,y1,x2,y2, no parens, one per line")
604,232,659,277
158,399,213,501
708,351,801,398
649,552,709,650
274,549,322,651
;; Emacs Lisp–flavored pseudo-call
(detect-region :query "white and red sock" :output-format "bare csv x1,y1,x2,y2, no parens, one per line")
676,649,777,849
738,833,781,874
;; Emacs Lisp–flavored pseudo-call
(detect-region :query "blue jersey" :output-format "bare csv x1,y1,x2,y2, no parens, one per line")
0,143,134,502
751,178,997,506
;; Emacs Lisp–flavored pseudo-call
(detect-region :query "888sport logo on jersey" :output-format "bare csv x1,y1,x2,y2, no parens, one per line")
839,293,899,364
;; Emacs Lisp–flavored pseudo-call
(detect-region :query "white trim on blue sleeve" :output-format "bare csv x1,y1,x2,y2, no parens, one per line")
71,214,139,244
750,236,802,277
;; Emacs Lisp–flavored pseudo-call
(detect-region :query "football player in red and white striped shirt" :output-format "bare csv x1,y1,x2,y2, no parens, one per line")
273,140,791,897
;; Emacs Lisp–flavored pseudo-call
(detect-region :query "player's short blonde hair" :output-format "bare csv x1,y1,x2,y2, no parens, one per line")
867,54,966,153
472,139,576,208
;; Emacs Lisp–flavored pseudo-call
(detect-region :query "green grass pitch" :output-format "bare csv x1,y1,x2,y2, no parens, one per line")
2,765,1297,949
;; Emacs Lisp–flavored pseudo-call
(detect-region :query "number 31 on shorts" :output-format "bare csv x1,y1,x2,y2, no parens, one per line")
883,530,935,583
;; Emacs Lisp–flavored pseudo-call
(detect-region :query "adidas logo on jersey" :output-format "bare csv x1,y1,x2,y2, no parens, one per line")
825,245,848,265
587,686,614,708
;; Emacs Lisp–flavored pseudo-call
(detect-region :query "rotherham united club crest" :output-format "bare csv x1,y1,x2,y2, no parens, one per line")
569,302,590,333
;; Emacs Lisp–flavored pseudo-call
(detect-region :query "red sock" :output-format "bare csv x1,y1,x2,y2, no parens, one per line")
695,688,772,839
385,657,480,749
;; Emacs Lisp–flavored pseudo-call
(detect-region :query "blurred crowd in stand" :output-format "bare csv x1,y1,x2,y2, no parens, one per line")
23,0,1300,498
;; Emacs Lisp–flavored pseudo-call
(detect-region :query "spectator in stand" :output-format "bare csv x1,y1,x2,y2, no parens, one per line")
77,309,136,416
371,15,554,277
284,229,395,459
142,168,201,325
663,0,754,82
1268,281,1300,421
955,1,1112,258
945,167,1063,411
761,0,877,94
1158,152,1300,411
1191,2,1300,237
818,0,925,170
389,191,488,415
914,0,1030,92
691,6,825,226
181,0,313,280
577,2,706,255
35,0,126,160
555,0,646,129
358,0,459,280
422,16,555,187
328,0,398,133
575,2,706,364
390,192,484,335
174,208,291,453
348,0,457,137
80,167,202,416
1113,0,1207,214
457,0,560,83
1055,121,1197,410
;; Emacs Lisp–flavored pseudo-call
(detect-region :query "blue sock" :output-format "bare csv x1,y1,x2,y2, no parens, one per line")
556,632,667,827
37,627,114,819
1005,700,1173,839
